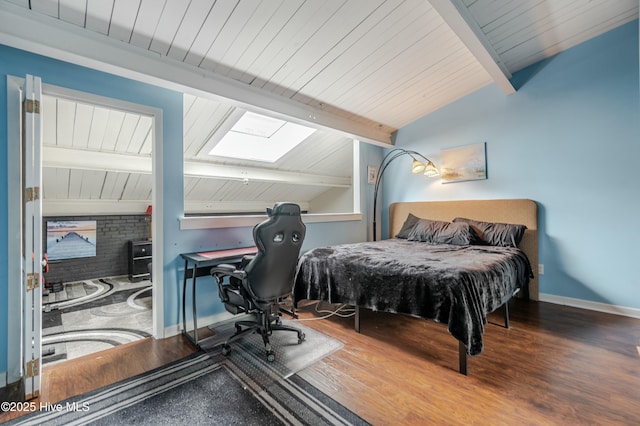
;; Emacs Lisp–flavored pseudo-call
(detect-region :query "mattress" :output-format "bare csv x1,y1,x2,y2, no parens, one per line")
294,238,533,355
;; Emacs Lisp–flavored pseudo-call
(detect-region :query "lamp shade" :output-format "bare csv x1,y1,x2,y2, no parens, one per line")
423,161,439,177
411,159,426,174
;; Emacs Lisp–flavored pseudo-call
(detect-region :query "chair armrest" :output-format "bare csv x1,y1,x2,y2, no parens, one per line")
211,264,247,304
210,264,247,282
210,263,238,276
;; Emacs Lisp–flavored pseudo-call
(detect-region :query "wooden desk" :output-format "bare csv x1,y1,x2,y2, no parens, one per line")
180,246,257,347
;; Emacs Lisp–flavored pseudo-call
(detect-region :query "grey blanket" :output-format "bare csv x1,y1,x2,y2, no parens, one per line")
293,239,532,355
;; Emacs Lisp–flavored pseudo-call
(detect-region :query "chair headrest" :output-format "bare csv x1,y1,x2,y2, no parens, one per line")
266,202,301,217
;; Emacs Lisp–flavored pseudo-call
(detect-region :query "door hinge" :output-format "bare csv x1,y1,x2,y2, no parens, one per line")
27,273,40,290
24,99,40,114
25,187,40,202
26,359,40,378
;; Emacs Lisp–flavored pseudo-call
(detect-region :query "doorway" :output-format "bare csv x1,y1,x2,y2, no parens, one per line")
6,76,164,399
40,92,156,364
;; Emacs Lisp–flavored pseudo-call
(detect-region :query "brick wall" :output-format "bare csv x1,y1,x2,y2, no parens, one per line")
43,214,150,283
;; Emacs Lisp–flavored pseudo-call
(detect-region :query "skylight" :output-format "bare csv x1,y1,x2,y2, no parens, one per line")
208,111,316,163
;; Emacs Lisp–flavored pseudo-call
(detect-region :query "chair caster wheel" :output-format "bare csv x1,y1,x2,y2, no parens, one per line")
266,351,275,362
298,332,305,344
221,345,231,356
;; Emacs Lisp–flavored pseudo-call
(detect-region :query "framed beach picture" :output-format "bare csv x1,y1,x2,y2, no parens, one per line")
46,220,97,261
440,142,487,183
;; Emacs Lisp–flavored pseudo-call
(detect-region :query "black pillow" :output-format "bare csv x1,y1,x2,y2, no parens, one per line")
395,213,421,239
407,218,481,246
452,217,526,247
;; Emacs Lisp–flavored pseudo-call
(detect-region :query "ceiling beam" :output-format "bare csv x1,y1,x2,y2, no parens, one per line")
43,146,351,188
429,0,516,95
0,1,392,145
44,146,152,174
43,199,150,216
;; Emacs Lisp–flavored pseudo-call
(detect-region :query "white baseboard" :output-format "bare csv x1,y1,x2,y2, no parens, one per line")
539,293,640,319
163,311,237,338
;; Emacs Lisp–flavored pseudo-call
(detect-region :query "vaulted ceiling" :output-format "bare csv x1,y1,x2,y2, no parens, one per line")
41,92,354,214
0,0,637,214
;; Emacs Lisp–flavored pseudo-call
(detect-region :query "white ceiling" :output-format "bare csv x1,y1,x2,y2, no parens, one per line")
1,0,637,214
41,93,354,214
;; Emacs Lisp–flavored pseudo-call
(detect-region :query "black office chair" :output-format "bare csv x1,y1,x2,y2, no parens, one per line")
211,202,306,361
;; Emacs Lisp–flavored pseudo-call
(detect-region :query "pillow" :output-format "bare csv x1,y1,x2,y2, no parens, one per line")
395,213,421,239
407,218,481,246
452,217,527,247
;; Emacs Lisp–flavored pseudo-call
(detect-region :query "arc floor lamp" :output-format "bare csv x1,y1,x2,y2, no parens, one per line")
372,148,439,241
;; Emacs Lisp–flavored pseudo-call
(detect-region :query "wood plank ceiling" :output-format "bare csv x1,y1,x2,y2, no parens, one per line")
41,93,354,214
1,0,637,214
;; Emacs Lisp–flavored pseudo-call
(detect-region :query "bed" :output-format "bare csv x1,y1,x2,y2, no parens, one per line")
293,199,538,374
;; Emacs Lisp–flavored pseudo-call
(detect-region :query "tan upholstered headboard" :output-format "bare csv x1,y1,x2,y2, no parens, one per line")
389,199,538,300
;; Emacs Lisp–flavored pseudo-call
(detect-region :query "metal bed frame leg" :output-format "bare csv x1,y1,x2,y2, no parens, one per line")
503,300,510,329
459,341,468,375
501,288,520,329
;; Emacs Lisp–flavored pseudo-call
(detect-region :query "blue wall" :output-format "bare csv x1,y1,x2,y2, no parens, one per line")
388,21,640,309
5,19,634,379
0,45,374,376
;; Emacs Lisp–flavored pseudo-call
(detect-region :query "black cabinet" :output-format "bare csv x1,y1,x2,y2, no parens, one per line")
129,240,152,282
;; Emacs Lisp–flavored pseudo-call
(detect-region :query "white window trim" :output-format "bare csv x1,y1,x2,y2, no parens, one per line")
180,140,363,230
179,212,363,231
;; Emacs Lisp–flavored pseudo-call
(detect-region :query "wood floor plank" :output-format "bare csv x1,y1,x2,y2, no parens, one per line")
2,299,639,425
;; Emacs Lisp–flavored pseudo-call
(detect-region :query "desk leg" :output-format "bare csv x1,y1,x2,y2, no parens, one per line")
182,259,188,339
192,274,198,346
181,260,200,348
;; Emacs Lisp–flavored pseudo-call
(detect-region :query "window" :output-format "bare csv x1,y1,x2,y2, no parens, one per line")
182,94,358,221
208,111,316,163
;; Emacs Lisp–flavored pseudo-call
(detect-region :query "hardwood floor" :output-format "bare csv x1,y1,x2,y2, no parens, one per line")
297,300,640,425
0,334,201,423
2,299,639,425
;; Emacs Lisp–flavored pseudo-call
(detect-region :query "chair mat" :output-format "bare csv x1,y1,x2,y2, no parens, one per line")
200,318,344,385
